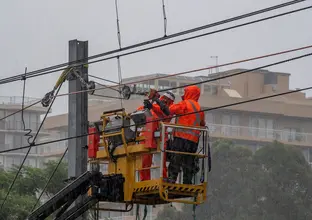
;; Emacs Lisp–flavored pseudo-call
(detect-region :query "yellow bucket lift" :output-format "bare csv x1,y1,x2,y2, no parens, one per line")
88,108,210,206
28,107,211,220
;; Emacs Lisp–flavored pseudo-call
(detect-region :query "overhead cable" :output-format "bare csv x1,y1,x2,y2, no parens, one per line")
114,0,124,108
1,54,312,155
55,44,312,97
161,0,168,36
0,0,307,84
1,44,312,122
88,74,119,84
158,52,312,93
1,85,311,155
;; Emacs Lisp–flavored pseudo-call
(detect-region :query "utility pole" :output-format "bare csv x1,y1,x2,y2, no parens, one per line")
68,39,89,219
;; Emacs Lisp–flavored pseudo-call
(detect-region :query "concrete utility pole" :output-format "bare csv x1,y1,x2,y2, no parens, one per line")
68,39,89,219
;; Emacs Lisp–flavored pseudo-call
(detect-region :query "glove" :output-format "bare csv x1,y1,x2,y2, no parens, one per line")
155,99,170,116
143,99,153,110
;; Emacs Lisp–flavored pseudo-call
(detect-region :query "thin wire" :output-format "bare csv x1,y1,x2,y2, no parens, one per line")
0,100,41,121
91,93,123,99
115,0,122,49
55,43,312,97
21,5,312,83
0,77,65,210
30,147,68,212
92,81,120,92
1,85,311,155
1,43,312,122
162,0,168,36
158,52,312,93
21,67,34,144
88,74,119,84
0,0,306,84
117,57,124,108
115,0,124,108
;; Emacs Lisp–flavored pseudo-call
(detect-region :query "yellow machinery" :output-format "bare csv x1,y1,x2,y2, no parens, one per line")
88,107,210,206
28,107,210,220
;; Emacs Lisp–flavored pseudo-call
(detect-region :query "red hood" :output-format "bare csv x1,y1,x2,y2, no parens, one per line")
182,85,200,101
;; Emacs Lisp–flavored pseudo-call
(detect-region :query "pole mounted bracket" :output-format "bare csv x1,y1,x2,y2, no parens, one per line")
68,69,95,95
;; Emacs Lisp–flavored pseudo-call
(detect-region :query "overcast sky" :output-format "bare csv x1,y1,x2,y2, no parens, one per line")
0,0,311,116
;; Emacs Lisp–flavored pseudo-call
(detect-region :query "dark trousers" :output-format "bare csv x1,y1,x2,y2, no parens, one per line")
168,137,198,184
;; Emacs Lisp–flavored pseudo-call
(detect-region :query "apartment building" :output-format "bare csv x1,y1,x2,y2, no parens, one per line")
43,68,312,219
0,96,52,170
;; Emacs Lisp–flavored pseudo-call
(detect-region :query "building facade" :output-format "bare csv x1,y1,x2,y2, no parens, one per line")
43,68,312,219
0,96,51,170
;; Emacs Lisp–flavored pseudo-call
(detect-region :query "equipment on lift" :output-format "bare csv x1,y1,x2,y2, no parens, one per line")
28,103,210,219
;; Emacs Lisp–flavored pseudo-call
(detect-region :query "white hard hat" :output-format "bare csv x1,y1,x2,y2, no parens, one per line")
163,91,175,101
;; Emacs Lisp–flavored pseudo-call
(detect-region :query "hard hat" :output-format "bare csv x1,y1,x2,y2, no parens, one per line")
162,91,175,101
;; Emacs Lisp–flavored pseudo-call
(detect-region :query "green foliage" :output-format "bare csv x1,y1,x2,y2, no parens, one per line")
156,140,312,220
0,160,68,220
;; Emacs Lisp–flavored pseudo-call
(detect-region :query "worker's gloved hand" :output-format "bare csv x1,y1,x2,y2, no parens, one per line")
143,100,153,110
155,99,170,116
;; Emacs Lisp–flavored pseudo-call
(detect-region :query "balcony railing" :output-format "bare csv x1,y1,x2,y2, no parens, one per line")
0,96,40,105
208,124,312,145
3,121,41,131
99,214,156,220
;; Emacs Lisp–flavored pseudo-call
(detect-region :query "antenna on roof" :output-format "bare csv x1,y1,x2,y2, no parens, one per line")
210,56,219,74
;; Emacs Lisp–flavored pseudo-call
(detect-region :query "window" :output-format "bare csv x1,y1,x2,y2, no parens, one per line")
264,72,277,85
5,134,13,146
135,80,155,92
170,81,177,93
249,116,276,139
13,157,22,166
221,114,240,136
29,158,36,167
179,83,188,94
301,148,309,162
0,110,4,129
205,112,216,133
204,85,211,92
158,80,170,90
6,157,13,167
30,113,38,130
203,85,217,95
0,133,4,145
282,128,303,142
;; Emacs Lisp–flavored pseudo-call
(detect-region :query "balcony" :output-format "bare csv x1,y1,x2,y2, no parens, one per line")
0,96,40,105
3,121,40,131
208,124,312,147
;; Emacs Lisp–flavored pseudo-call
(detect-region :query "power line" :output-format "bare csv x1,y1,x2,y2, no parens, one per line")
0,100,41,121
0,85,311,155
157,52,312,93
1,53,312,155
88,74,119,84
1,44,312,122
56,44,312,98
0,0,307,85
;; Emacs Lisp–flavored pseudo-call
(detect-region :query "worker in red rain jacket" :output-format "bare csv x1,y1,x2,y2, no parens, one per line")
160,85,205,184
137,91,175,181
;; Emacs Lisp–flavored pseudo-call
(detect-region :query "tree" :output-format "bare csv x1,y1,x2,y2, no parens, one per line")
156,140,312,220
0,160,68,220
